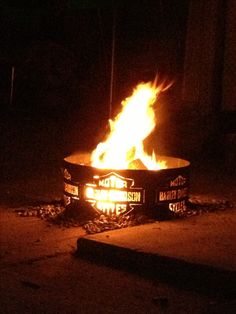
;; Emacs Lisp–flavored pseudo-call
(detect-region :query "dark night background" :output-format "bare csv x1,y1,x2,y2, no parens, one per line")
0,0,188,107
0,0,235,181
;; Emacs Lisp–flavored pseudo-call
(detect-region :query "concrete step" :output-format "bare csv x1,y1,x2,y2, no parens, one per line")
77,209,236,298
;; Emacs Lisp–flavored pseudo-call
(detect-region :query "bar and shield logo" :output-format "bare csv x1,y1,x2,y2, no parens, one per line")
84,172,145,215
157,175,188,212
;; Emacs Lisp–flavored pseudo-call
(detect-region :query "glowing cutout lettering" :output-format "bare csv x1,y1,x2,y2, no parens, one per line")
84,172,144,215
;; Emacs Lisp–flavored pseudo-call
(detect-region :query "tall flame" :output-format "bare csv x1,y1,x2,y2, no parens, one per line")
91,81,170,170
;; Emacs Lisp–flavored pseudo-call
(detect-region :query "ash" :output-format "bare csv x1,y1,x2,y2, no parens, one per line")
83,213,153,234
14,196,235,234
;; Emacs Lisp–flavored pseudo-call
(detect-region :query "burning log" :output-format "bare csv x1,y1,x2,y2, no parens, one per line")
128,158,147,170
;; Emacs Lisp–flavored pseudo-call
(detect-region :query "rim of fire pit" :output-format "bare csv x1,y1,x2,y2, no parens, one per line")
63,152,190,215
64,152,190,170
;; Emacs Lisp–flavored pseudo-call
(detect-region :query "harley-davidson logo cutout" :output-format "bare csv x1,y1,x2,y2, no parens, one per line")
84,172,145,215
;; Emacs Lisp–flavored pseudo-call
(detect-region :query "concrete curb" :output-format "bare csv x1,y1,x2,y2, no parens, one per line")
77,236,236,299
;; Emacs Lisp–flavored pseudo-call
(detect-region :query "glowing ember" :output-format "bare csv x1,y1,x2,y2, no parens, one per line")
91,80,171,170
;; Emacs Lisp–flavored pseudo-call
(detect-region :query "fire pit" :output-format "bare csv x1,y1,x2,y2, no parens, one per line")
63,81,190,217
63,152,190,216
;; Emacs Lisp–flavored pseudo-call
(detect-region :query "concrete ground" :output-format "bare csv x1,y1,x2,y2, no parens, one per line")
0,199,235,314
0,110,236,313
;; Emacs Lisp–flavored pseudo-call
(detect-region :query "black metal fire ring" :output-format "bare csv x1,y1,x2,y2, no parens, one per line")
63,152,190,216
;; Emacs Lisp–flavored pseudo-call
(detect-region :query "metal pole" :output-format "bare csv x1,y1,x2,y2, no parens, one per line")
109,6,116,119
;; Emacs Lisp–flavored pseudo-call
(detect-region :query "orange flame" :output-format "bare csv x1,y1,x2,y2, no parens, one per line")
91,80,171,170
